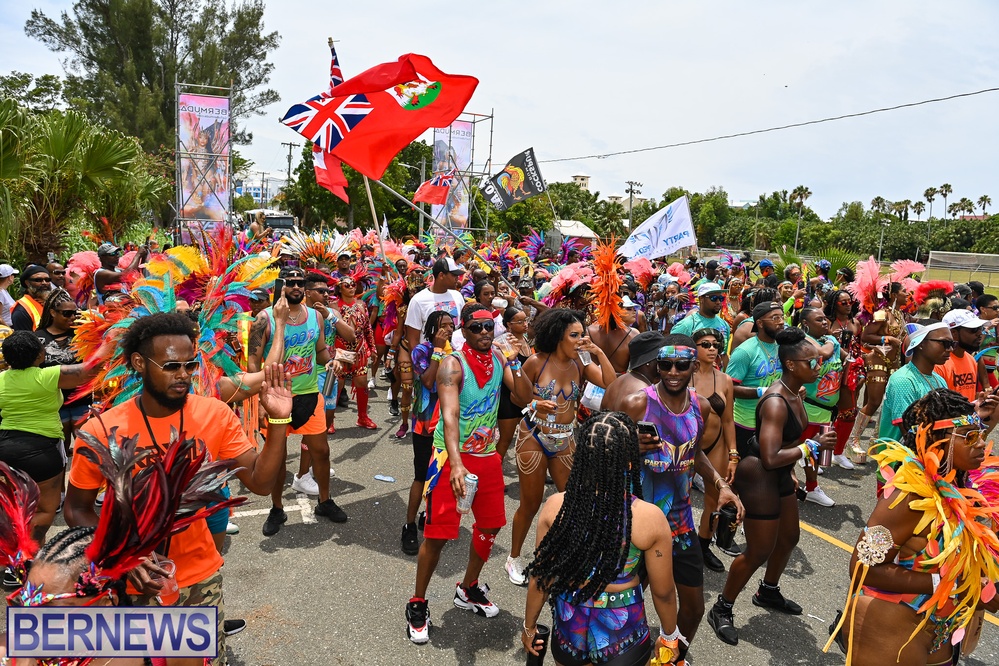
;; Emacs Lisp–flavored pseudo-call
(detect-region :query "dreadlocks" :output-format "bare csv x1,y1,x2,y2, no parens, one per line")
525,411,643,604
423,310,452,342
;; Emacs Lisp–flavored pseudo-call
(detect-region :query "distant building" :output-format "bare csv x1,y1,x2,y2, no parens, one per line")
572,175,591,190
959,214,988,221
606,194,647,211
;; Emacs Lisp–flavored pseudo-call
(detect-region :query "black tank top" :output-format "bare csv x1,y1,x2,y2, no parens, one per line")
754,392,804,444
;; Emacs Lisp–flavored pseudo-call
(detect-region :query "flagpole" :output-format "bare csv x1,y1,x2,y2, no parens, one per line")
362,176,401,278
371,178,518,293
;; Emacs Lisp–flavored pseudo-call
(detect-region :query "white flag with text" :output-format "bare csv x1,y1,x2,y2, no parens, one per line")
617,195,697,260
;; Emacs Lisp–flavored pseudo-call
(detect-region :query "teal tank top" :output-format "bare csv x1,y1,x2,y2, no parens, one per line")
263,306,321,394
433,350,503,454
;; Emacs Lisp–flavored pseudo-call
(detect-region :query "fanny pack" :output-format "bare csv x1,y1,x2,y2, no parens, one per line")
291,393,320,429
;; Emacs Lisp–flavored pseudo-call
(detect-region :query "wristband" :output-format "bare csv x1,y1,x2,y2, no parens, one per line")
267,416,292,425
931,573,941,593
880,336,885,345
757,386,765,398
328,314,338,326
433,347,446,354
508,359,522,371
430,352,443,363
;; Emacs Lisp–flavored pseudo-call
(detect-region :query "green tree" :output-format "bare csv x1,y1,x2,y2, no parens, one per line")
547,182,598,226
0,72,63,113
912,201,925,220
924,187,938,219
25,0,280,149
593,199,627,237
939,183,953,218
979,195,992,215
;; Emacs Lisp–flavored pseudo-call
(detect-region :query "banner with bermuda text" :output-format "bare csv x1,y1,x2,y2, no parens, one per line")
617,195,697,260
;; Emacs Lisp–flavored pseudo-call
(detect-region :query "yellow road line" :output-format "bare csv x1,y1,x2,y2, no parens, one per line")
800,520,999,627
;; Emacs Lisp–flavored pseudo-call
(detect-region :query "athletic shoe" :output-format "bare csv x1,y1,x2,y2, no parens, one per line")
453,581,499,617
56,492,65,514
326,423,336,435
832,454,855,470
223,619,246,636
292,471,320,496
805,487,835,507
367,378,375,390
505,556,527,586
702,546,726,573
225,521,240,535
2,567,19,588
357,416,378,430
752,582,803,615
691,473,705,493
406,598,431,644
315,498,348,523
337,393,349,408
401,522,419,555
261,507,287,537
389,399,401,417
716,540,744,557
707,596,738,645
395,423,409,439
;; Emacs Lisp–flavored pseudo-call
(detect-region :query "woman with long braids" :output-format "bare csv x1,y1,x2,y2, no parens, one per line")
721,277,744,329
825,289,864,470
848,281,909,459
331,270,378,430
825,389,999,665
708,327,836,646
505,309,616,587
522,412,683,666
690,328,737,571
36,288,92,451
495,307,532,459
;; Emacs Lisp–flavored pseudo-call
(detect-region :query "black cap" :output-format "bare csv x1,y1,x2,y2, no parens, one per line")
628,331,667,370
19,264,49,287
249,288,269,301
706,260,718,270
751,301,783,331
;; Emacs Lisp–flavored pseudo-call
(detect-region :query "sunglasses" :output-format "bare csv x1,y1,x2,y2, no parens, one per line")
28,277,51,283
144,357,200,373
56,309,78,318
285,280,305,287
706,295,726,303
52,270,66,275
926,338,957,350
465,321,495,334
697,341,722,350
953,429,986,448
657,360,692,372
791,357,821,370
308,288,330,294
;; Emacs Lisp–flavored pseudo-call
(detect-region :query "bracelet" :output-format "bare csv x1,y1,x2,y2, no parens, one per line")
433,347,445,354
522,621,536,636
267,416,292,425
714,478,730,491
728,450,740,462
756,386,765,398
430,352,443,363
328,314,338,326
508,359,522,371
880,336,885,345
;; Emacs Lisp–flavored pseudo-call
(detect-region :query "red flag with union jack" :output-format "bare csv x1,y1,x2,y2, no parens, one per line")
413,168,457,206
311,41,349,202
281,54,478,180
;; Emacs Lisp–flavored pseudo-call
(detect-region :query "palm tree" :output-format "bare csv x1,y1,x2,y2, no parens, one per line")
912,201,925,220
870,196,888,217
948,202,961,219
899,199,911,221
924,187,938,219
978,195,992,215
593,199,627,237
890,201,904,219
939,183,953,218
958,197,975,217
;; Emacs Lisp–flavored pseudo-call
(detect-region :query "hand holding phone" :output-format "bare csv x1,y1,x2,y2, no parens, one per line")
637,421,661,454
272,278,285,305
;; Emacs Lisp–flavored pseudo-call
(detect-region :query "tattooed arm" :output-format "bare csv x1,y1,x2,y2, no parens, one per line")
437,356,468,501
247,311,271,373
57,363,100,389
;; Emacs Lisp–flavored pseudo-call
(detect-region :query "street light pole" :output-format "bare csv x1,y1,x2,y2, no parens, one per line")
625,180,643,232
877,220,890,262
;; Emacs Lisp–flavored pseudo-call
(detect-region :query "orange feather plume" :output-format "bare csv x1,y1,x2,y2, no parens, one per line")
591,237,625,331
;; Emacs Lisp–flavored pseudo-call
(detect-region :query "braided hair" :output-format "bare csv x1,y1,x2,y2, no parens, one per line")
38,287,75,330
899,388,975,485
750,287,779,310
525,411,643,604
34,527,95,571
824,289,859,321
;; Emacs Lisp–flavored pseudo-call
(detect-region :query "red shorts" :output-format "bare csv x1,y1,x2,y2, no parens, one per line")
289,393,326,436
424,452,506,541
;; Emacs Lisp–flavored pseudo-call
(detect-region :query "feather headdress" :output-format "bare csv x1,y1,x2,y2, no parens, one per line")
519,229,545,262
0,462,40,581
591,237,625,331
623,257,656,290
914,280,954,306
846,256,887,322
542,262,595,307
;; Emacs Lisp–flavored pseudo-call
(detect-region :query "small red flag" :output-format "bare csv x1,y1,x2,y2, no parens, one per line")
413,168,457,206
313,146,349,203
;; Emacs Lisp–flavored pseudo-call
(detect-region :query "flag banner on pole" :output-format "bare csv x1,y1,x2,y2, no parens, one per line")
413,168,457,206
617,195,697,260
432,121,473,229
479,148,546,211
312,41,350,202
280,53,478,180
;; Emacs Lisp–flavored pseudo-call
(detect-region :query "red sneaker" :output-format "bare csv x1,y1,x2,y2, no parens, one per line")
357,417,378,430
326,423,336,435
395,423,409,439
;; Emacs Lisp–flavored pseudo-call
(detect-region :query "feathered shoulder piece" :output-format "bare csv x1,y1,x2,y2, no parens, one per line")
66,250,101,307
0,462,40,580
914,280,954,306
284,229,340,267
591,238,624,330
666,262,691,286
846,256,887,322
519,229,545,262
623,257,655,290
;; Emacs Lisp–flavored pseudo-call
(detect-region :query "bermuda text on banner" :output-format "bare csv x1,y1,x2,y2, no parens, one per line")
618,195,698,260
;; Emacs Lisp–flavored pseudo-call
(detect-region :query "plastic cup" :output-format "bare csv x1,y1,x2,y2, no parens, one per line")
577,350,592,366
493,333,519,360
153,558,179,606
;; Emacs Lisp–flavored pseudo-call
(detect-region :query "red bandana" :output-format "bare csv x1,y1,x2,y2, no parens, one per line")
461,346,495,389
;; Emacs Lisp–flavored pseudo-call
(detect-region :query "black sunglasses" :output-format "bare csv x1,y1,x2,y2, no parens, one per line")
465,321,495,334
285,280,305,287
145,357,201,373
706,295,726,303
28,277,51,283
697,341,722,350
308,287,330,294
926,338,957,350
658,360,692,372
56,309,78,318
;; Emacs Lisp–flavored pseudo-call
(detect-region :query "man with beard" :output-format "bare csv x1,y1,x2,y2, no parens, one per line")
727,302,785,455
621,334,743,661
935,309,989,402
248,267,345,535
601,331,665,410
10,265,52,331
64,312,293,666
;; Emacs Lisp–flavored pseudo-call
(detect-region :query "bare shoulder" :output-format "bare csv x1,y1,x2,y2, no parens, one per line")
629,499,670,550
437,355,463,387
538,492,565,527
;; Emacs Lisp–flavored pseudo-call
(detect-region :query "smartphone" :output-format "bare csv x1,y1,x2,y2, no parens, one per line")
637,421,660,440
272,278,285,305
796,487,807,502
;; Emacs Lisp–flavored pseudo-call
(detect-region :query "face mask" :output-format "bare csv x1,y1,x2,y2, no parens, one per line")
492,297,508,310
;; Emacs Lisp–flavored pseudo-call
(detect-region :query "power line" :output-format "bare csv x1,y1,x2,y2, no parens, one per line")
540,86,999,163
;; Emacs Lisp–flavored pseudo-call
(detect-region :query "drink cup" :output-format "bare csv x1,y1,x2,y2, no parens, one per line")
153,558,179,606
493,334,519,360
577,350,592,366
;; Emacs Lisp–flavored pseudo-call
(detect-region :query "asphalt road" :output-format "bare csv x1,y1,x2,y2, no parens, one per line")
49,376,999,665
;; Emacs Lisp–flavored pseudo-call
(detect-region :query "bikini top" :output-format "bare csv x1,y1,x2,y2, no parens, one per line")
534,354,582,402
705,370,725,417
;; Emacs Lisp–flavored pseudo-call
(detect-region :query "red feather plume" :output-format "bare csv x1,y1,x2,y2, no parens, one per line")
0,462,40,576
914,280,954,306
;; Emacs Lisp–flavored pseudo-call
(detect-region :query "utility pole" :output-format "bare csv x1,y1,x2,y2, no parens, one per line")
256,171,267,206
625,180,643,232
281,142,299,188
418,155,426,238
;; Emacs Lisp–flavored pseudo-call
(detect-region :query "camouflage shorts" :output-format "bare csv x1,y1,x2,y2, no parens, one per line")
131,570,227,666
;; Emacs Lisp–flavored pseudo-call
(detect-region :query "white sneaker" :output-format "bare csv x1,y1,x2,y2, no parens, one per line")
505,556,527,586
691,473,705,493
309,466,335,478
832,454,855,470
817,465,824,476
805,487,835,507
225,521,240,535
292,471,320,495
367,378,375,390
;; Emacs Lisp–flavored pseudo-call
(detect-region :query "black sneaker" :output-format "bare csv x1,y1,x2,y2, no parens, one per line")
315,498,348,523
2,567,20,588
717,540,744,557
261,507,287,536
707,596,739,645
828,610,847,654
453,581,499,617
389,399,401,417
223,619,246,636
702,545,726,573
752,582,803,615
337,392,350,408
401,522,419,555
406,598,431,644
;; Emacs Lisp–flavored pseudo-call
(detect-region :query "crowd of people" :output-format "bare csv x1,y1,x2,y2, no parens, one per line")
2,222,999,665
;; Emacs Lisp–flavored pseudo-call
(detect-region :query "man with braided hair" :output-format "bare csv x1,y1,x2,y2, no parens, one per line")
405,303,531,644
622,334,743,661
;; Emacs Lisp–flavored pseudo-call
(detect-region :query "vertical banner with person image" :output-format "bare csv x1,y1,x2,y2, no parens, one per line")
177,93,230,222
431,120,473,230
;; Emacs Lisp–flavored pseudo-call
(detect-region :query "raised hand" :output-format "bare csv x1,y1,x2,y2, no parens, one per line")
259,362,292,420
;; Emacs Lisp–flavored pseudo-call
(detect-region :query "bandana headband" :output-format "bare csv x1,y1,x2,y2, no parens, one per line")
470,309,494,321
658,345,697,360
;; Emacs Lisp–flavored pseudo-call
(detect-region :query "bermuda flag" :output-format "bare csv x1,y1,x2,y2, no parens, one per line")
312,40,349,202
281,54,478,180
413,168,457,205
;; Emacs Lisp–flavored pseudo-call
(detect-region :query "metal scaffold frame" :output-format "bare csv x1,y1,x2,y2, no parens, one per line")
430,110,493,239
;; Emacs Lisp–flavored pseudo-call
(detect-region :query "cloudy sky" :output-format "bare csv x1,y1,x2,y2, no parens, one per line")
3,1,998,218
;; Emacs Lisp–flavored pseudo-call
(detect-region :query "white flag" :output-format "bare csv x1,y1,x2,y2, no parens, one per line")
617,195,697,260
381,214,390,239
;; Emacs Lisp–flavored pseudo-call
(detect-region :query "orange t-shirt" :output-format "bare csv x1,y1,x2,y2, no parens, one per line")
935,351,980,403
69,394,253,590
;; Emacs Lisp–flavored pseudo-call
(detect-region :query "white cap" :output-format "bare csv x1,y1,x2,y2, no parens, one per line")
696,282,725,297
943,309,989,329
621,294,639,309
0,264,18,278
445,257,464,274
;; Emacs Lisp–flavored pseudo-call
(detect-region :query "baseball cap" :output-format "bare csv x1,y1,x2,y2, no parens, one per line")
621,294,638,309
706,260,718,270
97,242,122,257
628,332,666,370
249,288,269,301
942,309,989,329
696,282,725,297
337,251,352,259
759,259,774,269
0,264,19,278
905,321,950,356
751,301,783,331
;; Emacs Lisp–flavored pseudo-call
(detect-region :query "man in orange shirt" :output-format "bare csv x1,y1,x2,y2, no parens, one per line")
64,312,293,666
935,308,989,402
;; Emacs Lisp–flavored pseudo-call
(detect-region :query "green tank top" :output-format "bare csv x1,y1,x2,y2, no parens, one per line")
263,307,321,394
433,350,503,454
